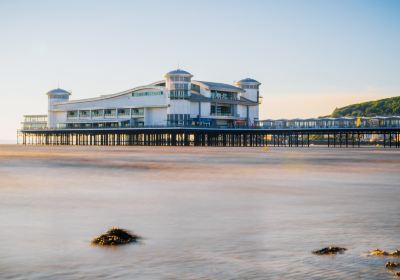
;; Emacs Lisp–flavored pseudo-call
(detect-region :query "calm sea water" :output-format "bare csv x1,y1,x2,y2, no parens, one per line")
0,145,399,280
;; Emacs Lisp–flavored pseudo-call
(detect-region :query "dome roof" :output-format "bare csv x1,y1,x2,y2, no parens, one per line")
46,88,71,96
165,69,192,76
237,78,260,84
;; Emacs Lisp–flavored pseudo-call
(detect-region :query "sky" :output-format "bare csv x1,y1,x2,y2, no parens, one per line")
1,0,400,141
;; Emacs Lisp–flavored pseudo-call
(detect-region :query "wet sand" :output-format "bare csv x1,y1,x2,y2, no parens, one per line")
0,145,399,279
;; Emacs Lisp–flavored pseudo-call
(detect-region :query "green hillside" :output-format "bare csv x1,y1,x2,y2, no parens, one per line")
331,96,400,117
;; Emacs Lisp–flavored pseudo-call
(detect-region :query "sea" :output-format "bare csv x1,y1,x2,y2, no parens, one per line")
0,145,399,279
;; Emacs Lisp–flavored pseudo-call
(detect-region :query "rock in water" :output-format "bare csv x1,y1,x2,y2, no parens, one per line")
92,227,139,246
386,262,400,269
368,249,400,257
368,249,388,256
312,246,347,255
394,272,400,278
389,250,400,257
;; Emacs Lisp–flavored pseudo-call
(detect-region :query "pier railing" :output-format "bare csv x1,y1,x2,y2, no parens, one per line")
18,116,400,147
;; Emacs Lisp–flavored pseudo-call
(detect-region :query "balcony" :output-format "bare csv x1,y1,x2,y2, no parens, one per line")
79,115,91,119
210,112,239,117
117,109,130,118
210,93,239,101
131,109,144,116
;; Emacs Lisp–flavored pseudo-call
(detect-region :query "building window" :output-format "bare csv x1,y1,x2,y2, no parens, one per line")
167,114,190,126
117,108,129,116
132,108,144,115
92,110,104,118
211,105,233,116
191,84,200,93
132,91,163,97
169,90,190,99
104,109,116,118
210,90,238,100
67,111,78,119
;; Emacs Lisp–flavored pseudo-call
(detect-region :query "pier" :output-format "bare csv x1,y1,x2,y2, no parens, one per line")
18,127,400,148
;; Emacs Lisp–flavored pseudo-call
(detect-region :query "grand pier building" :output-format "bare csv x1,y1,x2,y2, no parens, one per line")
28,69,261,130
19,69,400,148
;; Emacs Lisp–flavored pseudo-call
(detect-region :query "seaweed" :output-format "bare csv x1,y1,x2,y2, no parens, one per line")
91,227,139,246
312,246,347,255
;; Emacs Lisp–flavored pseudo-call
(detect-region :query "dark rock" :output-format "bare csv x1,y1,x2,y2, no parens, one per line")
91,227,139,246
312,246,347,255
389,249,400,257
386,262,400,269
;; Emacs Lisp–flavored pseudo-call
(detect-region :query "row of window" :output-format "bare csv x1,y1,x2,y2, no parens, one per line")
242,85,259,89
67,108,144,118
169,76,190,82
171,83,189,90
169,90,191,99
24,116,47,122
132,91,163,97
210,91,238,100
211,105,233,116
22,123,48,129
167,114,191,126
167,114,190,121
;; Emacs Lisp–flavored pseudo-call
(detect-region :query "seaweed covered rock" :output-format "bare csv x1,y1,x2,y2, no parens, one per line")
386,262,400,269
369,249,400,257
390,250,400,257
369,249,388,256
91,227,139,246
312,246,347,255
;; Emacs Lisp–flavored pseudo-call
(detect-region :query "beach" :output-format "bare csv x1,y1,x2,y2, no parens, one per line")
0,145,399,279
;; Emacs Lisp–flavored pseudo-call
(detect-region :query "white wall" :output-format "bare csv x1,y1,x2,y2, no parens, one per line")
242,88,258,102
48,95,69,128
200,102,211,117
248,106,258,125
237,105,247,118
168,100,191,114
144,107,167,126
190,102,199,118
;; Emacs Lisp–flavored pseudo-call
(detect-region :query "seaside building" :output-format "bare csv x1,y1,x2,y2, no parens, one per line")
18,68,399,148
22,69,261,130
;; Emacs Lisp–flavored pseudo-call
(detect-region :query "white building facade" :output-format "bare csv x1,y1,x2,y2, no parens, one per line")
27,69,261,129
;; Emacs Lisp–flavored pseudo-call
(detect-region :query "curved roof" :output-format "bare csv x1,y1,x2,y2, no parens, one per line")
193,81,245,93
165,69,192,76
46,88,71,96
236,78,261,84
54,85,165,105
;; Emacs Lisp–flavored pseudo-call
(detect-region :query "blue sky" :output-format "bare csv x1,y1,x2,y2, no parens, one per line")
1,0,400,141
